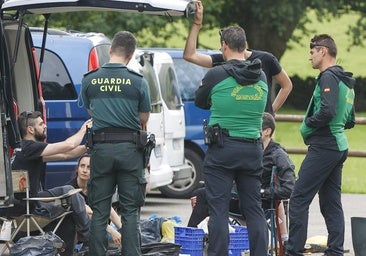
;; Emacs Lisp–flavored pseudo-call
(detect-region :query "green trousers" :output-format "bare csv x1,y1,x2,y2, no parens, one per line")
88,142,146,256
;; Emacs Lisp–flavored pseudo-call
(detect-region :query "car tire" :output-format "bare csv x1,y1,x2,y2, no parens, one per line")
159,148,203,199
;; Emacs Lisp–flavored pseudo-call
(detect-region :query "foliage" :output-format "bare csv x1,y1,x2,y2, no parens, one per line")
22,0,366,60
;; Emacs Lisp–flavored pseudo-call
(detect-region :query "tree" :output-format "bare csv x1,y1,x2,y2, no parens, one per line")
24,0,366,60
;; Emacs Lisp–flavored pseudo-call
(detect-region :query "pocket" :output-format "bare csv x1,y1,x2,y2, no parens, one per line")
136,176,147,207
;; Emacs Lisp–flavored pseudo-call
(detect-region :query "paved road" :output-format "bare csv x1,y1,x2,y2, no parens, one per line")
1,193,363,255
141,192,366,255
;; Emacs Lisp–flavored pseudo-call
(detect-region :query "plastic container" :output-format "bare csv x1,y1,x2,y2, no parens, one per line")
174,226,205,256
229,226,249,256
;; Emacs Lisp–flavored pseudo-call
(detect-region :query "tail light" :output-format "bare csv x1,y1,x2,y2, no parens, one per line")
88,48,100,71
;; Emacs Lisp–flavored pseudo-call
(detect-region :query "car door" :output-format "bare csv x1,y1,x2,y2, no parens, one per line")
0,19,45,207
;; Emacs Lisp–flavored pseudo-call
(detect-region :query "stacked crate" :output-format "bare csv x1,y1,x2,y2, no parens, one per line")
174,225,249,256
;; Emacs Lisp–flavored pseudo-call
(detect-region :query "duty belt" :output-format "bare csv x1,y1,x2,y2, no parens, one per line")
229,136,261,144
93,127,136,144
222,130,261,144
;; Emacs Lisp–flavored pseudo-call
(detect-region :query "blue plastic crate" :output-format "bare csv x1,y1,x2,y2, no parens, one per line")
229,225,249,255
174,227,205,256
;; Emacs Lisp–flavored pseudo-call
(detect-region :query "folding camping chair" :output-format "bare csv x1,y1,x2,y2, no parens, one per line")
0,170,80,255
267,166,290,256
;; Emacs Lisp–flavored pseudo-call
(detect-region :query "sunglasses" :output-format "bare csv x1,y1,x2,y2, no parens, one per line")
24,111,34,127
310,42,329,49
218,29,226,51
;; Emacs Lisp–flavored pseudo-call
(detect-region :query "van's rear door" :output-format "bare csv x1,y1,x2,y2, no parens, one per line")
1,0,195,16
0,20,43,207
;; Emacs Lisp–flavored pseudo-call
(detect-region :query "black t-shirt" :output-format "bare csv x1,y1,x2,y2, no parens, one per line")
6,140,48,214
12,140,48,198
211,50,282,115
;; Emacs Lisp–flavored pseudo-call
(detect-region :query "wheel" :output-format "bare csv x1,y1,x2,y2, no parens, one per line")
159,147,204,198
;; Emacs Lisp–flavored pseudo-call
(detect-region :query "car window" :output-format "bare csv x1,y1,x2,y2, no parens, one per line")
94,45,110,67
172,58,209,101
142,60,161,113
158,63,182,110
35,48,76,100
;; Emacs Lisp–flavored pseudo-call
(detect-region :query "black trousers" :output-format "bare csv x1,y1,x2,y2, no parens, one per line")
203,137,268,256
287,146,348,256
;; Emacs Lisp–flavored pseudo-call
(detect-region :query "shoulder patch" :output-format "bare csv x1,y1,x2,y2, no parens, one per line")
83,68,99,77
126,67,143,78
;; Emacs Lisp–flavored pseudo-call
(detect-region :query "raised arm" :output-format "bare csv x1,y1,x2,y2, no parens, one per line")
183,0,213,68
42,119,92,161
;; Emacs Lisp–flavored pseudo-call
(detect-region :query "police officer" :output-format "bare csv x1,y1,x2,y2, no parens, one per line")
81,31,151,256
195,26,268,256
286,34,355,256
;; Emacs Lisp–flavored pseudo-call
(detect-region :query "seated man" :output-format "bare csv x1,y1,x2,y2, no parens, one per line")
1,111,91,255
188,112,296,244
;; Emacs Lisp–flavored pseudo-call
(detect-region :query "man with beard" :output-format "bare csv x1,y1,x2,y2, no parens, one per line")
2,111,92,255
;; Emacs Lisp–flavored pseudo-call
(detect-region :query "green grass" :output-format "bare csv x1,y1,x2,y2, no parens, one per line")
274,110,366,194
281,11,366,78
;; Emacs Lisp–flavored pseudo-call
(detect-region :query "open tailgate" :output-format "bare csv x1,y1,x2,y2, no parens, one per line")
1,0,195,16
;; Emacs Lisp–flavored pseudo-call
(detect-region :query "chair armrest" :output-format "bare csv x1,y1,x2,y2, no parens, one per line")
26,188,82,202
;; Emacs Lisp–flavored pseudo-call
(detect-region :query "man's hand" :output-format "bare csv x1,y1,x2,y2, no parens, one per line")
81,119,93,133
194,1,203,25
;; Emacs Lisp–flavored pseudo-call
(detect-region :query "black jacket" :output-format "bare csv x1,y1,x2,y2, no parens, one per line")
261,139,296,201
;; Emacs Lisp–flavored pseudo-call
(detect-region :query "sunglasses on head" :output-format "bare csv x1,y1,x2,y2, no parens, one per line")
310,42,329,49
219,29,226,42
24,111,34,127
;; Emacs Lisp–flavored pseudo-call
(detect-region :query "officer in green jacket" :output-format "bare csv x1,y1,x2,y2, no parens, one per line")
195,25,268,256
81,31,151,256
286,34,355,256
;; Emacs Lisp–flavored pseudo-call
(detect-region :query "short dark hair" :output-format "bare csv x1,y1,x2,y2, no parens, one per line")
18,111,42,138
111,31,137,59
310,34,337,57
262,112,275,137
220,26,246,52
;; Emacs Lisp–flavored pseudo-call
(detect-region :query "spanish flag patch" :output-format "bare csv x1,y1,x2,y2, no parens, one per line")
324,88,330,92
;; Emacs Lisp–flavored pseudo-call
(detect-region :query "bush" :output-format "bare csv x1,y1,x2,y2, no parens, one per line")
277,75,366,112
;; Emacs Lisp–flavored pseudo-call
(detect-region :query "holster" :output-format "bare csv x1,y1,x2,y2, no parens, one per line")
203,121,224,147
135,130,148,150
143,134,156,168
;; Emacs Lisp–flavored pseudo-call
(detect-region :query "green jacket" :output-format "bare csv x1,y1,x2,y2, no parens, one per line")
300,65,355,151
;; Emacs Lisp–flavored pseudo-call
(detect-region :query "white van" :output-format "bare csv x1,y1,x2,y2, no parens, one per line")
128,51,174,190
147,51,193,197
